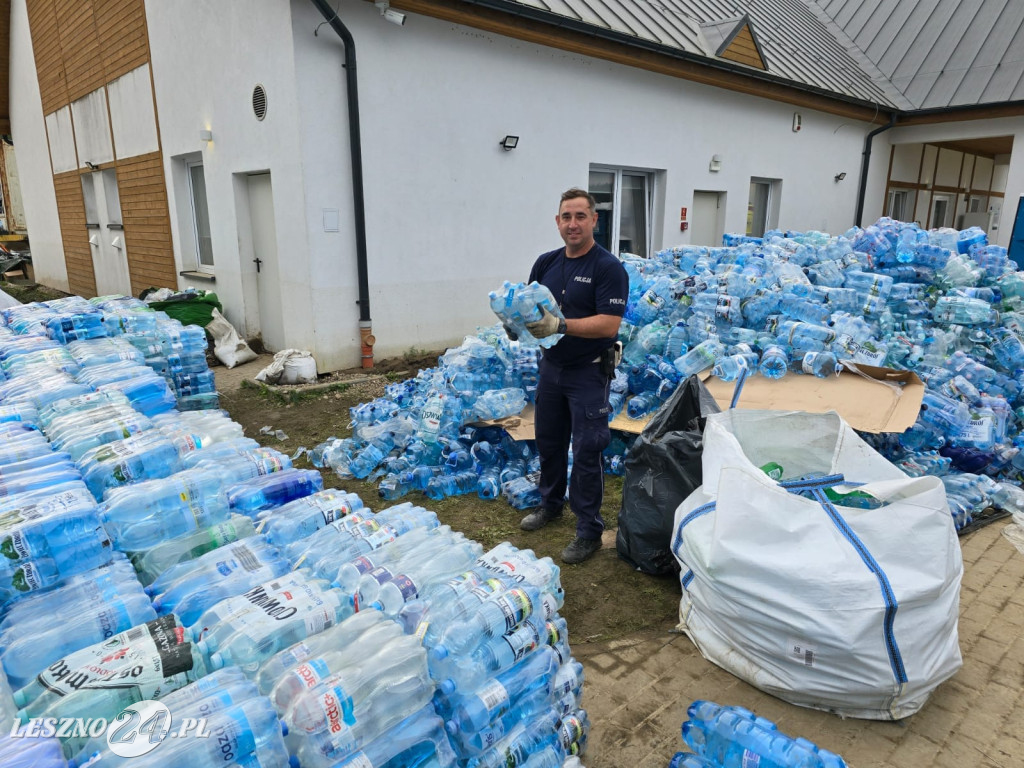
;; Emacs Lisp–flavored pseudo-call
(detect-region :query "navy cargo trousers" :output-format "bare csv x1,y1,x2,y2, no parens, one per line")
534,357,612,541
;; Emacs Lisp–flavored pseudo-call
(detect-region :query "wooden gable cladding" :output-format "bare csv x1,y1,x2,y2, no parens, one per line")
26,0,69,116
116,152,176,297
26,0,151,116
95,0,150,84
52,171,97,297
719,24,766,71
54,0,104,105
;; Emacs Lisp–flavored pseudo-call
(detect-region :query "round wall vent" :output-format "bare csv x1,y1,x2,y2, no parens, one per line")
252,84,268,121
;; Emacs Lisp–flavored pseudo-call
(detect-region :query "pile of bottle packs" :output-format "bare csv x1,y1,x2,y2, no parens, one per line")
668,700,848,768
319,219,1024,532
0,292,588,766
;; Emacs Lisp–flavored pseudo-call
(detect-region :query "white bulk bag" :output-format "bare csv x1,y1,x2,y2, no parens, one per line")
672,409,962,720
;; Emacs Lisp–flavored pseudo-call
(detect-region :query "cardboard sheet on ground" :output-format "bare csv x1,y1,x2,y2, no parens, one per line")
474,404,536,442
610,362,925,435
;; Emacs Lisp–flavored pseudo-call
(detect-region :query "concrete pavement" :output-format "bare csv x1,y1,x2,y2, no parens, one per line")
577,522,1024,767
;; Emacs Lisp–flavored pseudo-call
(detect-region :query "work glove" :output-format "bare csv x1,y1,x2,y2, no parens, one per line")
502,324,519,341
526,306,561,339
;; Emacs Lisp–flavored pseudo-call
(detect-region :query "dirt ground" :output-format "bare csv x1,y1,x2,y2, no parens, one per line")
219,356,683,647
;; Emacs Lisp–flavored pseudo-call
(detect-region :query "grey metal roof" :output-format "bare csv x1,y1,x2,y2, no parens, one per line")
812,0,1024,109
487,0,1024,111
499,0,904,107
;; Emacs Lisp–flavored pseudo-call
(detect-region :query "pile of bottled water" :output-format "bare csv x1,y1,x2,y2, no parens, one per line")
668,700,848,767
0,288,588,766
324,218,1024,531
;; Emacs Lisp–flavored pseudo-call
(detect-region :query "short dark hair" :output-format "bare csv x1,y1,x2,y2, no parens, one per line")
560,187,597,212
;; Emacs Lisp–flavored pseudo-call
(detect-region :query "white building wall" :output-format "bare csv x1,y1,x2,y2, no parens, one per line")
107,65,160,160
289,0,872,367
8,0,69,291
146,0,314,352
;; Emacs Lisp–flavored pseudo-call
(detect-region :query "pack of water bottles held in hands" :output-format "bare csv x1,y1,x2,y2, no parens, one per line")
667,700,848,768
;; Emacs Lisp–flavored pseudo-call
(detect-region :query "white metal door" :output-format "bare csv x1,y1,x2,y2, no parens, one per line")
85,171,132,297
691,191,725,246
247,173,285,351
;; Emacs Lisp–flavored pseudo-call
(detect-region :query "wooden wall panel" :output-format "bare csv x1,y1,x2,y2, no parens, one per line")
26,0,69,116
117,152,175,296
53,171,97,296
95,0,149,82
55,0,105,104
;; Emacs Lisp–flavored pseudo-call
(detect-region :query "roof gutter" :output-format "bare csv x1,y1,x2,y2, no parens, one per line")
855,115,897,227
308,0,375,367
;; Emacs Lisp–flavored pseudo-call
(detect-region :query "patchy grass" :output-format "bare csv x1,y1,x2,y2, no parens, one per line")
218,380,681,647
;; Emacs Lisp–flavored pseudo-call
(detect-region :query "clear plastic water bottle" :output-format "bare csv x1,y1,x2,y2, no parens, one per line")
258,489,365,547
1,591,156,690
673,339,724,378
758,345,789,380
664,321,689,360
134,515,258,585
472,389,528,421
800,351,841,378
266,613,401,705
444,647,559,735
227,469,325,514
150,539,292,625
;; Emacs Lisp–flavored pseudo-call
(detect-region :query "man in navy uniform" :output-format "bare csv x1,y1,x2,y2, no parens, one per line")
521,187,629,564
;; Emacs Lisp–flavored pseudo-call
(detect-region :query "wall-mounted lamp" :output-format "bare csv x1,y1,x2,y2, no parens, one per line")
199,129,213,143
374,0,406,25
834,172,847,182
84,161,99,170
499,135,519,151
709,154,722,173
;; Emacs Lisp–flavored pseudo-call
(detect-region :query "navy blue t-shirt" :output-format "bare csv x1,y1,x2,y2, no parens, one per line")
529,243,628,368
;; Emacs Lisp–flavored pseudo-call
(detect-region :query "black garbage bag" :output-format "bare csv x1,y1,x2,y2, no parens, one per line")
616,374,721,575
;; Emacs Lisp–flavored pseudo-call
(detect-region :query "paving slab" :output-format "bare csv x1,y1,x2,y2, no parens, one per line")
576,523,1024,767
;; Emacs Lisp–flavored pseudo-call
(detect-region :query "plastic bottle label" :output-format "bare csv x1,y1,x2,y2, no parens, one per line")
390,574,418,602
367,567,395,586
14,561,43,592
342,753,373,768
234,582,336,640
477,678,509,713
494,588,533,632
1,530,31,561
209,521,240,548
959,417,993,443
357,524,398,550
558,715,585,752
350,556,375,575
37,616,194,699
319,686,355,732
541,592,559,621
741,750,761,767
501,621,540,664
291,658,330,689
801,352,818,374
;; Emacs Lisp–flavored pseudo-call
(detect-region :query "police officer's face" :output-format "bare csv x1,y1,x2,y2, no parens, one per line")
556,198,598,253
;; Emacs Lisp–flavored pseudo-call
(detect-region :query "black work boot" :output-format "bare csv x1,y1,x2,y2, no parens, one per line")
519,507,563,531
561,536,602,564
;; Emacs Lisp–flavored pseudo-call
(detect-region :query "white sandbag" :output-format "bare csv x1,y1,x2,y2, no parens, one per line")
206,309,258,369
672,409,962,720
256,349,317,385
281,354,317,385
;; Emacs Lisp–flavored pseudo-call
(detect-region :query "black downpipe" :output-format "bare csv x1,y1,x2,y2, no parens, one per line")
309,0,371,325
855,115,897,227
